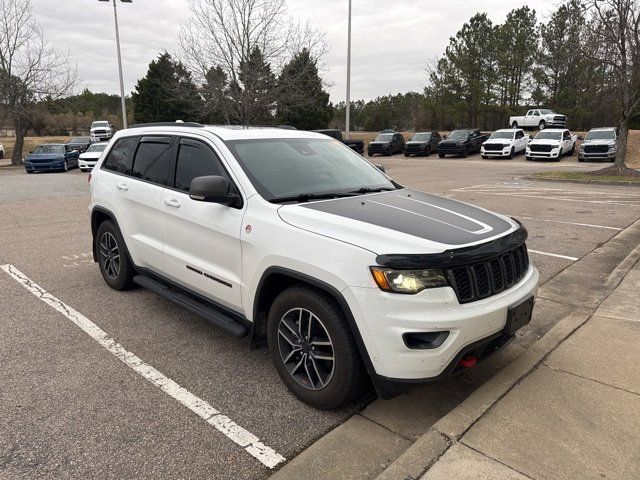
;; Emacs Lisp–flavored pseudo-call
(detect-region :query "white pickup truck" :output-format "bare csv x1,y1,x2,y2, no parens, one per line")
509,109,567,130
526,129,577,161
481,128,530,159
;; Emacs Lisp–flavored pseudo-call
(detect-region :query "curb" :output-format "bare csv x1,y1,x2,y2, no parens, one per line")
375,308,592,480
525,175,640,187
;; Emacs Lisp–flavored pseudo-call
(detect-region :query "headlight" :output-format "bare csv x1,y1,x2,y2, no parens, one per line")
608,145,616,151
370,267,448,294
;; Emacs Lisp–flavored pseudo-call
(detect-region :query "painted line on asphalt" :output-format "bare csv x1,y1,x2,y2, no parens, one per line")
514,216,621,231
0,264,285,469
528,250,579,261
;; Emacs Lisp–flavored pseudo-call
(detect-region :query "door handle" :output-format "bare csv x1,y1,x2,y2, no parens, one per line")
116,182,128,191
163,198,181,208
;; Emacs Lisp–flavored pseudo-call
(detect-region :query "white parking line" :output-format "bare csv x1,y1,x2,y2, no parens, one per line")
513,216,621,231
527,250,579,261
0,264,285,469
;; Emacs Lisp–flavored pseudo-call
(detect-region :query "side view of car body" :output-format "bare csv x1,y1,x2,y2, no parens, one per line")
437,129,488,158
90,120,114,142
526,129,577,161
509,109,567,130
404,131,441,157
481,128,530,159
24,144,79,173
79,142,109,171
367,131,405,156
578,127,618,162
89,123,539,409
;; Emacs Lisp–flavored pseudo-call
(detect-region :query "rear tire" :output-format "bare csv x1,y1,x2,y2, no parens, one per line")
511,122,518,129
95,220,136,291
267,286,367,409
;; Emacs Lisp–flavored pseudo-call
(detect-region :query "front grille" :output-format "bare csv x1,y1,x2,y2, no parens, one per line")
483,143,505,151
438,143,460,152
446,244,529,303
529,144,552,152
94,130,107,135
405,144,425,153
553,116,566,122
584,145,609,154
369,144,389,152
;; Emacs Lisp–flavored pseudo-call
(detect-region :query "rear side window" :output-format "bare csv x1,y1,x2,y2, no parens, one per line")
131,137,173,186
102,137,138,174
174,139,227,192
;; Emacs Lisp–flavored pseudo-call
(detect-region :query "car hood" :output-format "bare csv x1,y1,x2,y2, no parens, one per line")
439,139,465,146
530,138,561,145
406,141,428,145
581,139,615,146
369,141,391,146
277,189,517,255
80,152,102,159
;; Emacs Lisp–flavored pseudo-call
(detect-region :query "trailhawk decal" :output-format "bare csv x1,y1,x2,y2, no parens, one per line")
301,189,513,246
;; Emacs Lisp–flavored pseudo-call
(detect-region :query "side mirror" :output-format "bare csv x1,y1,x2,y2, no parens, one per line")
375,164,386,173
189,175,241,207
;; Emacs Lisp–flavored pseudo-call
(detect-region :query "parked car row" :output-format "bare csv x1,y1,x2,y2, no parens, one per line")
365,126,616,162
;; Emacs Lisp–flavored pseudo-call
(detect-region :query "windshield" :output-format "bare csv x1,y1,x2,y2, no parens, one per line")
410,133,431,141
374,133,393,142
535,131,562,140
448,131,469,140
33,145,64,154
87,143,107,153
225,138,396,201
69,137,90,143
585,130,616,140
92,121,109,127
489,131,514,140
539,109,555,115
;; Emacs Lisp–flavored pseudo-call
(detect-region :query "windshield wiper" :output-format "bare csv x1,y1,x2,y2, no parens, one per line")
270,192,357,203
349,187,397,194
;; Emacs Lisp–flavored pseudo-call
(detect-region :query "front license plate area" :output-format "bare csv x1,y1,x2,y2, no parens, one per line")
505,296,534,336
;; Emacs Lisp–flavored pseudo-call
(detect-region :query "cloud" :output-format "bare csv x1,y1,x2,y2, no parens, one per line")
32,0,556,102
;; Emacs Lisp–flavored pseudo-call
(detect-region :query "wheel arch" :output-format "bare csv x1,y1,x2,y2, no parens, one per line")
90,206,132,264
251,266,377,379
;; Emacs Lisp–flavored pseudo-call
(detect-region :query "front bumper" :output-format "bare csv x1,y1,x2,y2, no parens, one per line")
343,265,539,385
526,149,561,159
578,151,616,161
481,146,512,157
78,160,97,170
368,145,392,155
25,161,65,172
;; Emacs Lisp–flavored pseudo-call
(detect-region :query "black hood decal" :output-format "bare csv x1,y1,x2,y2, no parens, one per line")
301,189,513,246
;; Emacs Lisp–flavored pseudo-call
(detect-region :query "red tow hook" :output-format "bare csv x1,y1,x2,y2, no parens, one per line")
458,355,477,368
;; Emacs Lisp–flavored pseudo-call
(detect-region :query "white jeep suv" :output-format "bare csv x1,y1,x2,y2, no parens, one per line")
89,123,539,409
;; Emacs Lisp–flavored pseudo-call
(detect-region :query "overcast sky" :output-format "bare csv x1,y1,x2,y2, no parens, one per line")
32,0,557,102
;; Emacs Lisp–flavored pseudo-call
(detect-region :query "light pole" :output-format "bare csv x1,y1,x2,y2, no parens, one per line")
99,0,131,129
345,0,352,139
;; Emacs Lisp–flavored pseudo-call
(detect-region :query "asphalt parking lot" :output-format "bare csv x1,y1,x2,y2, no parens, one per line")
2,151,639,479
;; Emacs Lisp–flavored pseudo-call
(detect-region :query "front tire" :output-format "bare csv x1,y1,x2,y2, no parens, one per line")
539,120,546,130
267,286,367,409
95,220,135,291
508,147,515,159
438,153,445,158
62,160,68,172
511,122,518,129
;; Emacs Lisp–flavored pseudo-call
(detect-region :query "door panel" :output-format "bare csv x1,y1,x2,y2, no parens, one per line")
161,137,244,311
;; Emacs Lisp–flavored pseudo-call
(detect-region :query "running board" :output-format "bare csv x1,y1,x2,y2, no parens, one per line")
133,275,248,338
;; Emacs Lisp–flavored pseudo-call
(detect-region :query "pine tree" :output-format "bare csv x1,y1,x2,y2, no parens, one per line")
132,52,202,123
228,47,276,125
276,48,332,130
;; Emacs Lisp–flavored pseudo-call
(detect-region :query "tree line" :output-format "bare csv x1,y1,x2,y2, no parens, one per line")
333,1,640,141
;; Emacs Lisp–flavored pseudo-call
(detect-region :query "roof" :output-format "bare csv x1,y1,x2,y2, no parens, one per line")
123,123,327,141
589,127,616,131
494,128,521,132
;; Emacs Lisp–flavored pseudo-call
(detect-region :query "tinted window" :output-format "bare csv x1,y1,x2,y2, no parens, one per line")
34,145,65,154
102,137,138,174
175,140,226,192
131,138,173,185
516,130,524,139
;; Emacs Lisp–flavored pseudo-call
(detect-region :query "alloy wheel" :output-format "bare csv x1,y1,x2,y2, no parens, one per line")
277,308,335,391
99,232,120,280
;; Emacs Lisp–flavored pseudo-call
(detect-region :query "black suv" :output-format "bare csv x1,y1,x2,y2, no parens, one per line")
65,136,93,154
367,132,405,156
437,129,488,158
404,131,442,157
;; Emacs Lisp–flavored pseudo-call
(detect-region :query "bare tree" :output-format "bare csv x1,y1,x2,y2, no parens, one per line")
583,0,640,171
179,0,326,125
0,0,76,165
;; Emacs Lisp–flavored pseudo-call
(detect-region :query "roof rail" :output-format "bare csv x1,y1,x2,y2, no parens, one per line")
128,122,205,129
